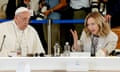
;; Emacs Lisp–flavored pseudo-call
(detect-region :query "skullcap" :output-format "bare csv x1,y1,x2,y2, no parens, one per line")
15,7,29,15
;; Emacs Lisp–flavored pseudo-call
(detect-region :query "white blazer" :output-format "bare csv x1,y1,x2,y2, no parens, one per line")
79,30,118,55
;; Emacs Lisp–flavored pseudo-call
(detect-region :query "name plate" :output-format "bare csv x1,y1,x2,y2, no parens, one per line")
16,62,31,72
66,60,89,71
70,52,90,57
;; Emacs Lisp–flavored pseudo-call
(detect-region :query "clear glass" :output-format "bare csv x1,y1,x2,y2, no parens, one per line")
54,42,60,57
63,42,70,56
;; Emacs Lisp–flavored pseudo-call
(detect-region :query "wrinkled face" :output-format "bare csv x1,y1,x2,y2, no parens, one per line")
15,11,30,30
87,17,99,35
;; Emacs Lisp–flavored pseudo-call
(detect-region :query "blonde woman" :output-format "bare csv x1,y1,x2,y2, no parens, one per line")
70,12,118,56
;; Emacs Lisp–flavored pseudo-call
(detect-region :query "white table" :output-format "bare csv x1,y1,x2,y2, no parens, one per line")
0,57,120,71
0,70,120,72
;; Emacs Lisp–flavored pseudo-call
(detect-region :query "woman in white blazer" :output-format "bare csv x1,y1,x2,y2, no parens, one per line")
70,12,118,56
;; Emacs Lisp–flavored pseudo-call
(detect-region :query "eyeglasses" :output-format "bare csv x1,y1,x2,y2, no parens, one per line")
18,15,30,22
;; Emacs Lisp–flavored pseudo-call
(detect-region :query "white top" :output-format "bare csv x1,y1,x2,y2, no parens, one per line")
70,0,90,9
79,31,118,56
0,20,45,57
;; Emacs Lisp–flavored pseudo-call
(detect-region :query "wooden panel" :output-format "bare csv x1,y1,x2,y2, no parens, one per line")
112,27,120,49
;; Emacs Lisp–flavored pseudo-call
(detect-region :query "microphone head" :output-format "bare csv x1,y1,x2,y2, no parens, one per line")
3,35,6,38
39,53,45,57
35,53,38,57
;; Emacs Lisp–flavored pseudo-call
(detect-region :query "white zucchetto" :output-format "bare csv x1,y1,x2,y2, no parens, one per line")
15,7,30,15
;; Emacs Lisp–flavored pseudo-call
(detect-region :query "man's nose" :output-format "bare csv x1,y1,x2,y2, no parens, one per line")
24,20,29,24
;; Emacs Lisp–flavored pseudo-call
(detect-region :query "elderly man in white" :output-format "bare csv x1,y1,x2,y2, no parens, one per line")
0,7,45,57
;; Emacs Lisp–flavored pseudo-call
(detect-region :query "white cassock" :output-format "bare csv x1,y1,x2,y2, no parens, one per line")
0,20,45,57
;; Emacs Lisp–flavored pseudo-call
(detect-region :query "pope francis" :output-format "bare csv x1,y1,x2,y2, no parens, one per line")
0,7,45,57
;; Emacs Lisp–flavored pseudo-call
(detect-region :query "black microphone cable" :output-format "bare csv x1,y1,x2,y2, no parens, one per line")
0,35,6,52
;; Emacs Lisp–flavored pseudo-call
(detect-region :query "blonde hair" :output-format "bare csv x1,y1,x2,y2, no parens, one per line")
84,12,111,37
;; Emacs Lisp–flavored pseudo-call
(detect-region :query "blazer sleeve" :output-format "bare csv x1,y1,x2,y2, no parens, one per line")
104,32,118,54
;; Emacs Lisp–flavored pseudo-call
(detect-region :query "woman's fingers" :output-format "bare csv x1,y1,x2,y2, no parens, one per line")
70,29,75,37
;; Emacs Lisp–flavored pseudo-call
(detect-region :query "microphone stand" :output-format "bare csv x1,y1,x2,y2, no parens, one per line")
0,35,6,52
91,35,96,57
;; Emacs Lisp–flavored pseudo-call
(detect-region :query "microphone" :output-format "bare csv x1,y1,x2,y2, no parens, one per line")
0,35,6,52
34,53,45,57
91,35,96,57
39,53,45,57
91,34,99,57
